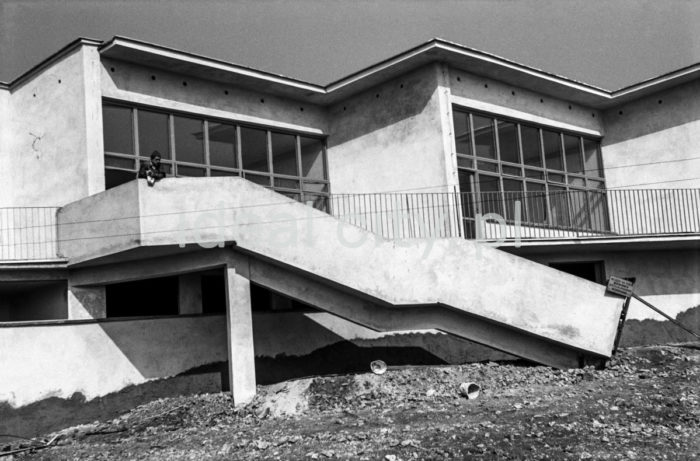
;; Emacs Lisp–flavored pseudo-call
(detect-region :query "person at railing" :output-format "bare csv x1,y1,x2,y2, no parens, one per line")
138,151,166,186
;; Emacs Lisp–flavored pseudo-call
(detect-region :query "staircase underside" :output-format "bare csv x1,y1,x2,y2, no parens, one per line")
59,177,626,369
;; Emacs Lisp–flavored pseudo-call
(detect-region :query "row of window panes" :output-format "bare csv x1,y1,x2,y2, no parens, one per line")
453,110,604,179
103,103,330,208
458,170,609,232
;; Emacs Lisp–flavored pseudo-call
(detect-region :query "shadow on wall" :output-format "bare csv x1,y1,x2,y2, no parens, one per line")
602,79,700,145
327,66,438,147
0,373,221,439
619,305,700,347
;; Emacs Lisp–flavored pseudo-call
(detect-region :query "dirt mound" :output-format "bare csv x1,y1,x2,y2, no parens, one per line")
5,344,699,460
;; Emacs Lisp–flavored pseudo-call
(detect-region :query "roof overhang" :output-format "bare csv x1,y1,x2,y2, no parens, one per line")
5,35,699,109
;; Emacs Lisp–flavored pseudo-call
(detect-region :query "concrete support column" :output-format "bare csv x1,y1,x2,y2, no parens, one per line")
224,265,256,406
67,285,106,319
178,273,203,315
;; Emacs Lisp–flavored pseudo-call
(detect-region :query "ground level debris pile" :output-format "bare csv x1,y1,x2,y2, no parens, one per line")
4,344,699,460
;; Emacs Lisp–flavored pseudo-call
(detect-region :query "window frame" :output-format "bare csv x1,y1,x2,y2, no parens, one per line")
102,100,331,210
452,107,607,232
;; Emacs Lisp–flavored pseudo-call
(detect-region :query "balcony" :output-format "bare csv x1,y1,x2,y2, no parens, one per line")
328,188,700,242
1,188,699,262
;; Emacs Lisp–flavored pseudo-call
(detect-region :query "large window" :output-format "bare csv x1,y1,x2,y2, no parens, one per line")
102,102,330,210
453,108,607,235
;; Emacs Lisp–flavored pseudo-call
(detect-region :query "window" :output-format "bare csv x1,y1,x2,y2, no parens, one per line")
102,102,330,210
452,108,606,232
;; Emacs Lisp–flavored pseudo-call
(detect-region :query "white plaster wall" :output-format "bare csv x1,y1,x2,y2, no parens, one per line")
0,88,10,200
100,58,327,136
0,316,227,408
602,79,700,190
524,249,700,322
2,46,101,207
326,64,452,194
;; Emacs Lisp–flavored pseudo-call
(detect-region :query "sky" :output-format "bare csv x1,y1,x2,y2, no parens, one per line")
1,0,699,89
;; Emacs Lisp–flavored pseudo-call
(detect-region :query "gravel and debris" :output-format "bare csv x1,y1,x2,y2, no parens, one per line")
4,344,699,460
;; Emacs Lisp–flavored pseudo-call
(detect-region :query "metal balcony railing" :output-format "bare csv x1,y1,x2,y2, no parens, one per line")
0,207,60,261
1,189,698,261
327,189,700,241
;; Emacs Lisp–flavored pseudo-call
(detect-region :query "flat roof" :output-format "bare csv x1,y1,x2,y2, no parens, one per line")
4,36,700,109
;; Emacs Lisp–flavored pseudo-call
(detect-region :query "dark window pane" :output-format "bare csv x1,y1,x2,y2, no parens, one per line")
568,175,585,186
274,177,300,189
477,160,498,172
241,127,269,172
542,130,563,171
525,169,544,180
209,122,237,168
453,111,472,156
457,156,473,169
583,138,603,177
502,178,523,221
497,121,519,163
103,105,133,154
302,182,328,194
502,165,521,176
210,169,239,177
271,132,298,176
105,155,134,170
548,172,565,183
138,110,170,159
245,173,271,187
458,170,476,219
568,189,590,229
588,179,605,189
174,116,204,164
525,182,547,224
548,185,570,227
105,169,135,190
300,137,326,180
177,165,205,177
473,115,496,159
588,191,610,231
478,175,503,216
521,125,542,167
563,135,583,174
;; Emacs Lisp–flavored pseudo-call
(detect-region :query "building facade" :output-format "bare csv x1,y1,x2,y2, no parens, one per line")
1,37,698,435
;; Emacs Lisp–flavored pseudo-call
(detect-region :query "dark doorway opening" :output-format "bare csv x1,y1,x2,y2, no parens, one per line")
106,276,179,317
549,261,605,284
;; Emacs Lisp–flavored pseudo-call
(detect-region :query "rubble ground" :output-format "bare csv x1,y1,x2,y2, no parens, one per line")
5,344,699,460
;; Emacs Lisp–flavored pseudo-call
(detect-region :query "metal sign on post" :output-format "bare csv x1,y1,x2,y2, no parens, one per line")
607,276,634,297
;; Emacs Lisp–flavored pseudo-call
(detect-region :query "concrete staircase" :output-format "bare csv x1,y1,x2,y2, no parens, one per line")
59,177,625,368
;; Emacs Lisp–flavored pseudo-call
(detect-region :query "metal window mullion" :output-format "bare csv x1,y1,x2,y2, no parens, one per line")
169,114,177,175
266,131,273,182
295,136,304,202
203,120,211,176
133,108,141,170
516,124,524,176
493,117,501,172
559,133,567,181
578,137,586,180
468,114,477,169
236,125,243,177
